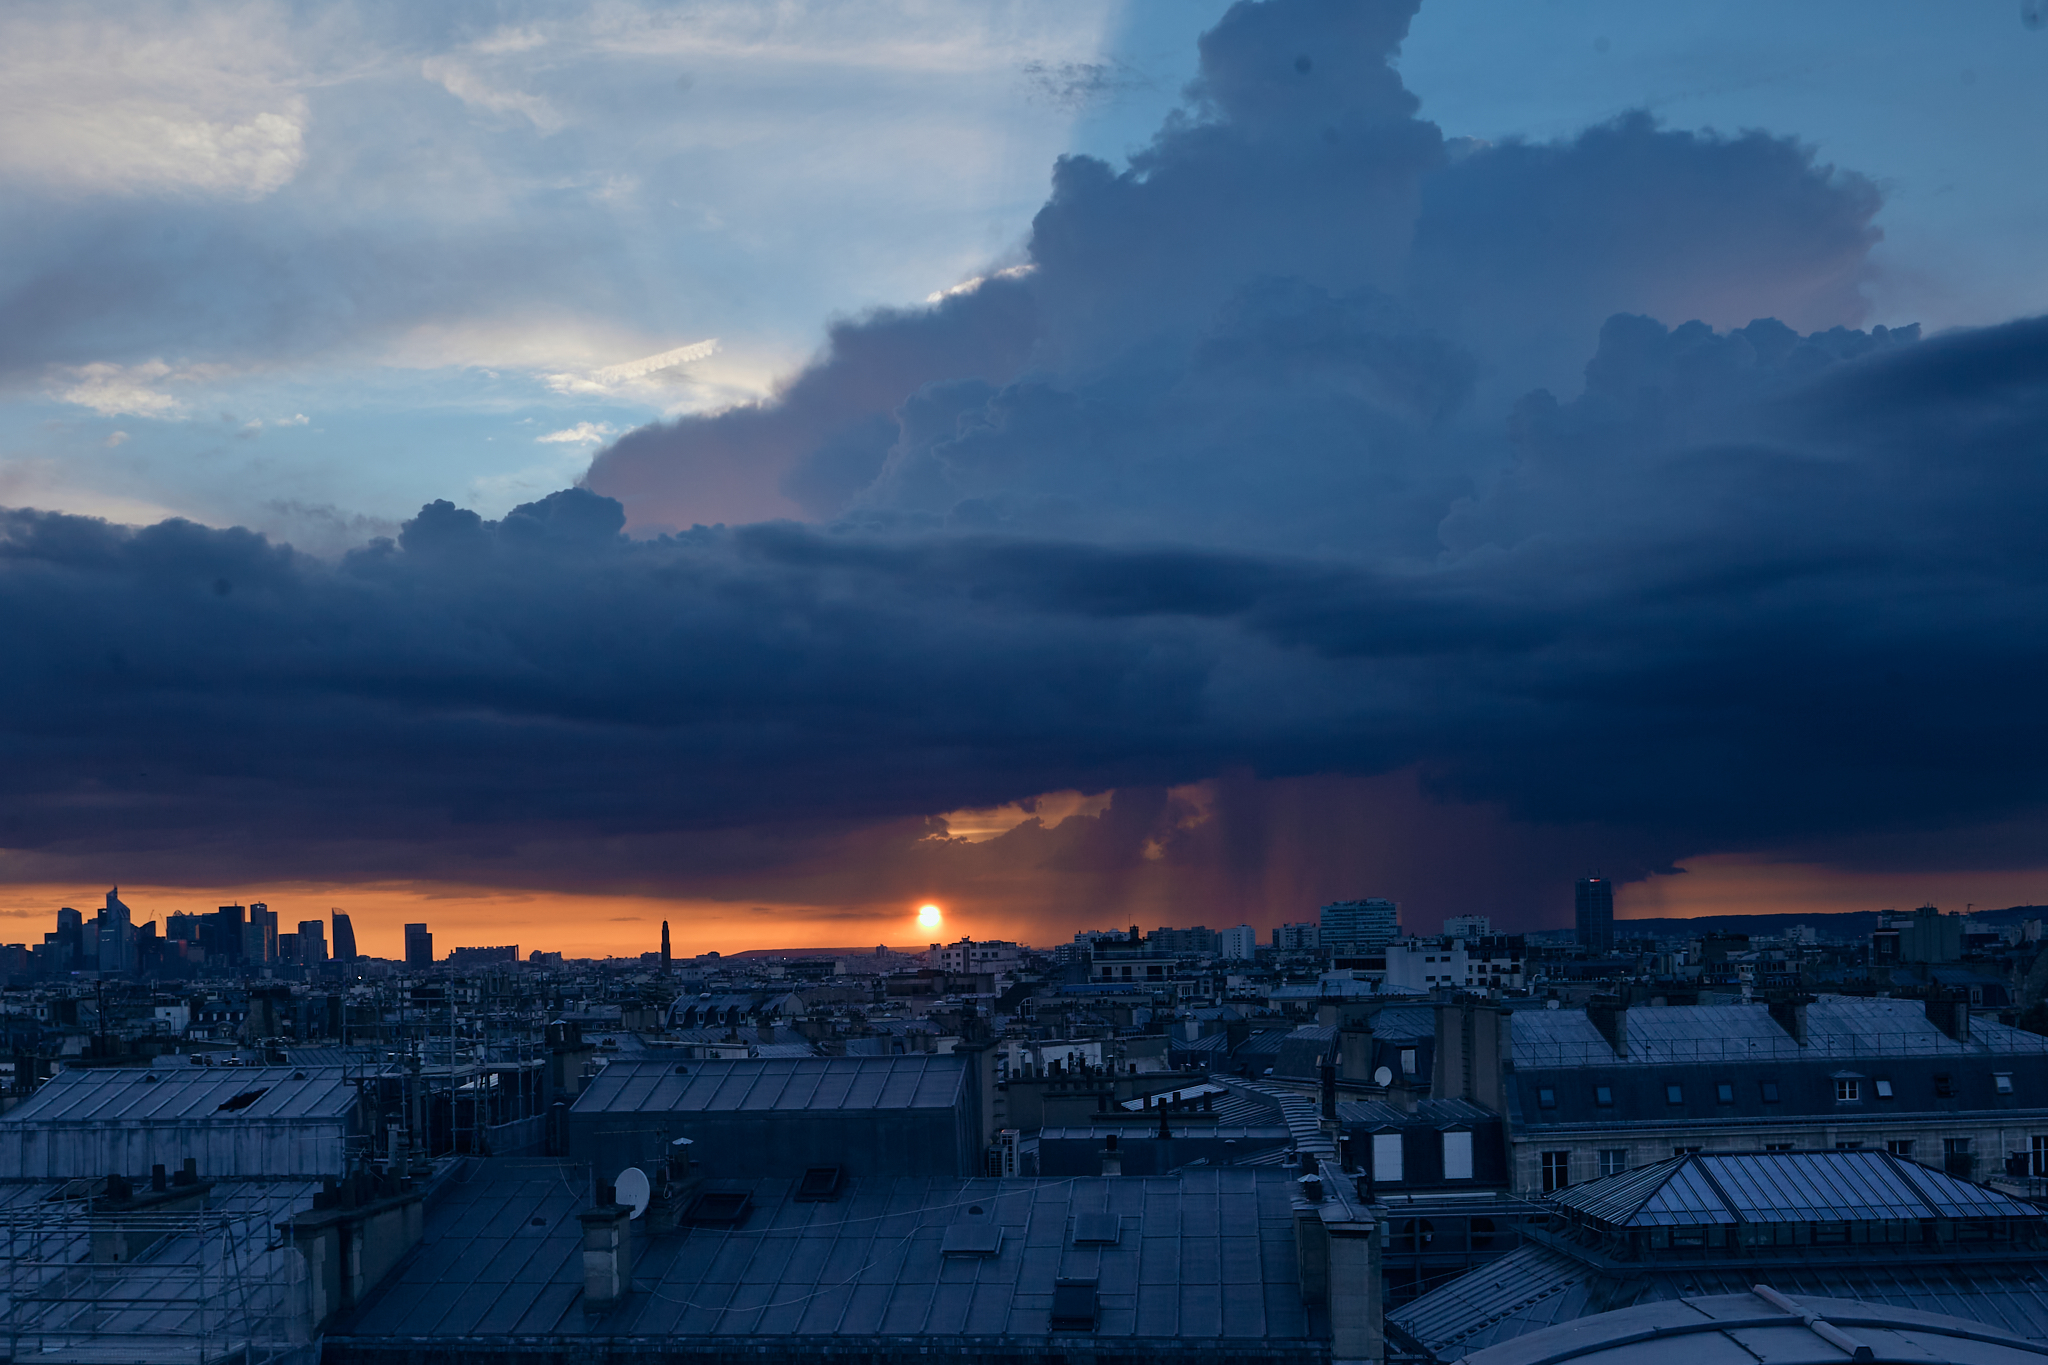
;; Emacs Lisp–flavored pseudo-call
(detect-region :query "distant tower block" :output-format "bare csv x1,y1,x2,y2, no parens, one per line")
661,921,672,973
1575,877,1615,953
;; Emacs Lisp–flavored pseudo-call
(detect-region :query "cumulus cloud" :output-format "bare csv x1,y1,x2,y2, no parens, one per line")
537,422,618,445
4,0,2044,926
47,360,186,418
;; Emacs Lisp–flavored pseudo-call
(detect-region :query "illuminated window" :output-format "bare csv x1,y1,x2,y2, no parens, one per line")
1373,1133,1404,1183
1443,1130,1474,1180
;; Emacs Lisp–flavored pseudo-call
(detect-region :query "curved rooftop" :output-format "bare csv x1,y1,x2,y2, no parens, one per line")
1456,1289,2048,1365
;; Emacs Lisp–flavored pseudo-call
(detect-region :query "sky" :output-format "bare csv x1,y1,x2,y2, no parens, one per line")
3,0,2047,956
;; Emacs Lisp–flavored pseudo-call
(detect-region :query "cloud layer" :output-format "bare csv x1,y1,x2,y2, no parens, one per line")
5,0,2045,930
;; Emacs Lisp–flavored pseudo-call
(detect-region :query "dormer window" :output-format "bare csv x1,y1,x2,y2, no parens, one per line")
1538,1087,1557,1109
1996,1073,2014,1095
1835,1078,1861,1102
1875,1078,1894,1099
1595,1085,1613,1107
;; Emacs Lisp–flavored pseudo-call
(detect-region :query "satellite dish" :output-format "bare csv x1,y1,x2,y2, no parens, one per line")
1374,1065,1394,1086
615,1166,651,1219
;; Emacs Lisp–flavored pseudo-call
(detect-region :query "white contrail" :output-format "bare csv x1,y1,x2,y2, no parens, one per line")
588,338,719,385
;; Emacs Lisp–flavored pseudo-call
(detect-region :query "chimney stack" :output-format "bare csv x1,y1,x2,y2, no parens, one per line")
579,1194,635,1313
1767,995,1812,1046
1586,995,1628,1059
1101,1132,1122,1178
1926,990,1971,1043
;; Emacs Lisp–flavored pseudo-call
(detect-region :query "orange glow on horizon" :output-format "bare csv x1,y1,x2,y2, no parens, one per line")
1619,856,2048,921
0,881,971,961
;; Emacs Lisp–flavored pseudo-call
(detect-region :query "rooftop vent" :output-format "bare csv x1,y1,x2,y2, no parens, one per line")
794,1166,845,1203
940,1221,1003,1257
1071,1212,1121,1245
1051,1279,1098,1331
682,1190,752,1226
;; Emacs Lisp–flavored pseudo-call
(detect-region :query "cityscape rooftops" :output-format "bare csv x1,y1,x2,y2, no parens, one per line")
1550,1149,2040,1229
332,1161,1313,1349
1511,996,2048,1068
568,1055,968,1116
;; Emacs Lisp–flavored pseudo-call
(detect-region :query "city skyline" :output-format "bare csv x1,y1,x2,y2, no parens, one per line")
4,0,2047,954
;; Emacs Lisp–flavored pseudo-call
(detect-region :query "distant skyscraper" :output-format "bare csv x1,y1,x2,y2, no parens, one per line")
1575,878,1615,953
247,903,278,964
1443,915,1492,940
403,923,434,967
1319,899,1400,956
97,888,134,974
331,911,358,962
297,920,328,964
661,921,672,973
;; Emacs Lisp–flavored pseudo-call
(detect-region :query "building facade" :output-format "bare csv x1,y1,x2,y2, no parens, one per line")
1321,899,1400,956
1505,996,2048,1196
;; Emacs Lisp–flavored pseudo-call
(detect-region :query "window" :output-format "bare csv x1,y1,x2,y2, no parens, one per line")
1765,1142,1795,1152
1443,1130,1474,1180
1594,1085,1613,1107
1537,1087,1556,1109
1760,1081,1780,1103
2032,1135,2048,1177
1835,1078,1861,1102
1934,1074,1954,1098
1715,1083,1734,1104
1599,1149,1628,1176
1673,1145,1702,1156
1875,1078,1894,1099
1996,1073,2014,1095
1835,1141,1864,1150
1665,1084,1684,1105
1944,1136,1973,1177
1373,1132,1404,1183
1540,1150,1570,1193
1400,1048,1417,1074
1888,1139,1915,1158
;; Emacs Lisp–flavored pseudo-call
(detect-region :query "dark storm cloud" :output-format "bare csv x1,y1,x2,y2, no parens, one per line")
5,0,2044,917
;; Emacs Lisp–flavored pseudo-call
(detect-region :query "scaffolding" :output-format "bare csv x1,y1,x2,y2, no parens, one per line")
0,1188,312,1365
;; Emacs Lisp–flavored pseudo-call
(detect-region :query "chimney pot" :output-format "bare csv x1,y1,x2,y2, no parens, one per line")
151,1164,167,1193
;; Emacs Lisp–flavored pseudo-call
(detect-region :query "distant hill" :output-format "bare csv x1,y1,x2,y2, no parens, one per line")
1617,905,2048,939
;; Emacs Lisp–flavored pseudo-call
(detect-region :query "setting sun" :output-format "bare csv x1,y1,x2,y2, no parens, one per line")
917,902,943,930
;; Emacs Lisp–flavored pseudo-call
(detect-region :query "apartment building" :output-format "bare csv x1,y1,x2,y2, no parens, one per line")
1504,995,2048,1195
